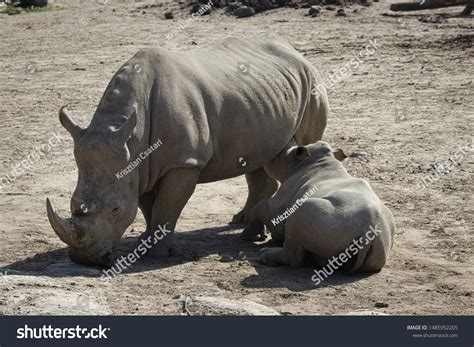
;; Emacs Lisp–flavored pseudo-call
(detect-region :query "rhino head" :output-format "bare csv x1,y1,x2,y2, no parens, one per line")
47,106,140,268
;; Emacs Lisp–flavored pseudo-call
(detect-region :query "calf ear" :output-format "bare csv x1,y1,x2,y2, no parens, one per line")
295,146,310,160
333,149,348,161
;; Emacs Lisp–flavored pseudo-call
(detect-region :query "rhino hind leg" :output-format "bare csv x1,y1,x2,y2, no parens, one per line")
260,222,307,268
259,239,305,268
231,167,278,224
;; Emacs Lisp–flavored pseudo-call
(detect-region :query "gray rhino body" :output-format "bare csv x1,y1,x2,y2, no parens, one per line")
47,36,328,267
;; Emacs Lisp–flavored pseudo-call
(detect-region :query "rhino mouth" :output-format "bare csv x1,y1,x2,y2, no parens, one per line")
46,198,115,268
69,249,116,268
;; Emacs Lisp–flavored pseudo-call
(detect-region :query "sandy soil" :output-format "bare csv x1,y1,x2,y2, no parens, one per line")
0,0,472,315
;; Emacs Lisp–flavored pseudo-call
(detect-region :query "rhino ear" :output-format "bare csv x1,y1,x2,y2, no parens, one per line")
114,105,137,143
59,106,83,141
295,146,310,160
333,149,348,161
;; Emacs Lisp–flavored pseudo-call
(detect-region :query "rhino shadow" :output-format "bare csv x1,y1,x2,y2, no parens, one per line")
4,224,261,278
5,226,377,291
241,265,376,292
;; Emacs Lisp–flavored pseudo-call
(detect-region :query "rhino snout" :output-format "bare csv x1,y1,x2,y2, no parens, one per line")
69,249,116,268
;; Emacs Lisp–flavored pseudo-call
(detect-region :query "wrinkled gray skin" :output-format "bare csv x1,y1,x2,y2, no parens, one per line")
242,141,395,273
46,36,328,267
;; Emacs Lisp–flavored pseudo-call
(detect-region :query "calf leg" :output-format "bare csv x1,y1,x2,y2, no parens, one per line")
231,167,278,224
139,167,200,258
260,227,306,268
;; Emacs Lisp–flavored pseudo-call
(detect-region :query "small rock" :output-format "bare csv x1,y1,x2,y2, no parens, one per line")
258,0,273,11
336,8,346,16
418,15,445,24
309,5,321,15
234,5,256,18
359,0,373,6
191,4,211,15
215,0,227,7
220,255,234,263
227,2,240,11
375,302,389,308
325,5,336,10
164,11,174,19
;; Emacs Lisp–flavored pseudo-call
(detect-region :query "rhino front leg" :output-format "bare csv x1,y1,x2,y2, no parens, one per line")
140,167,200,258
231,167,278,224
242,199,270,241
138,191,155,233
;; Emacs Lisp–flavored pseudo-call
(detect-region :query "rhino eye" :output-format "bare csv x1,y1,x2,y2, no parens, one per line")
111,206,120,215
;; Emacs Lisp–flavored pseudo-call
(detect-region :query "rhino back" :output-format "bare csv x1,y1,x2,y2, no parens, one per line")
146,37,317,183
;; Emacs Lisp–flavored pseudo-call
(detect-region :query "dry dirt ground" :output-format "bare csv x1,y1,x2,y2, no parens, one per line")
0,0,472,315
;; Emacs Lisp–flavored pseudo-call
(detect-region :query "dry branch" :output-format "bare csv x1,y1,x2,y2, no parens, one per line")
390,0,473,11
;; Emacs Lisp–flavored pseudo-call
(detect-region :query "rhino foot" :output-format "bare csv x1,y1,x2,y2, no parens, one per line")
146,243,182,258
241,224,266,241
230,209,250,224
138,232,182,258
259,247,283,266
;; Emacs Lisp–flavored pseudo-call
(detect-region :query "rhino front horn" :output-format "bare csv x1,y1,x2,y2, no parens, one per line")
46,198,76,246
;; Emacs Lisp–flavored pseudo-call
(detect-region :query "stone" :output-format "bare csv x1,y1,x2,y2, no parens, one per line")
309,5,321,15
234,5,256,18
188,296,280,315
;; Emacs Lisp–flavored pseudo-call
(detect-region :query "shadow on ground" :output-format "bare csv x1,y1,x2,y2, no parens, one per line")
4,224,378,292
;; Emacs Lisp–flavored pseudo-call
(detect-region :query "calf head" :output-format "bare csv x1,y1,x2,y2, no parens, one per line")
46,106,140,267
264,141,337,181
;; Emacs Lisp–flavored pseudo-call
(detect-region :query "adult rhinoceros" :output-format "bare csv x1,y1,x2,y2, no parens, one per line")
46,36,328,267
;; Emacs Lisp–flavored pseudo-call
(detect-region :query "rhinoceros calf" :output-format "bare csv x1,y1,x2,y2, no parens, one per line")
46,36,328,267
242,140,394,273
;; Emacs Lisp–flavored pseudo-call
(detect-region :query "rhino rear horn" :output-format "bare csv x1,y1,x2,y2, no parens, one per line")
59,106,83,141
114,105,137,143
